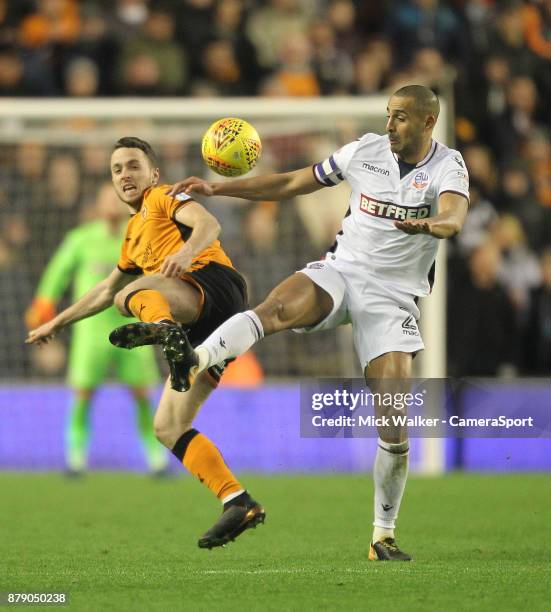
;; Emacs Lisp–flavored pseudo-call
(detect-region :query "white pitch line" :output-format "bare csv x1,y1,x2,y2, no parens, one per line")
196,568,373,576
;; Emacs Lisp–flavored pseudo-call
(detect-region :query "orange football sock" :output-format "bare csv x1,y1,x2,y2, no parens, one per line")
126,289,174,323
174,430,243,500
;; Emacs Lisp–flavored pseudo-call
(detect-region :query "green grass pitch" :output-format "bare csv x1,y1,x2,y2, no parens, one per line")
1,473,550,611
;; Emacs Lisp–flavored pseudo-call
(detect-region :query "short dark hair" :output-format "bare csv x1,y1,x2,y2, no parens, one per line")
113,137,158,166
392,85,440,120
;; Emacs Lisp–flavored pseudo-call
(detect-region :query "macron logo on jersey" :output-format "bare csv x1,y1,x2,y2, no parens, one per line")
359,194,430,220
362,162,390,176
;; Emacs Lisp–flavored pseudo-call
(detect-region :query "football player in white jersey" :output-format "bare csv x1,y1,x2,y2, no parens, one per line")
149,85,469,560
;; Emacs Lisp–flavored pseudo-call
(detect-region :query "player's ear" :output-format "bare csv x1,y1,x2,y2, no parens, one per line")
425,114,436,131
151,167,160,185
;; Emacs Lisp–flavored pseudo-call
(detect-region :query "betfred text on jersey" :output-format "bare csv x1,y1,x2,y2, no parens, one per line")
359,194,430,221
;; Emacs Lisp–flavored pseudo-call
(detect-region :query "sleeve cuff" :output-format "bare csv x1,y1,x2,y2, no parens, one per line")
117,265,143,275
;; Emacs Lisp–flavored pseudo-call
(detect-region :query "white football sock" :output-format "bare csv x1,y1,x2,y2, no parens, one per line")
372,438,409,542
195,310,264,372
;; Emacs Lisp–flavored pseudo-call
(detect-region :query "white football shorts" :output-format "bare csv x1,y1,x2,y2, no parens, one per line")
294,257,425,368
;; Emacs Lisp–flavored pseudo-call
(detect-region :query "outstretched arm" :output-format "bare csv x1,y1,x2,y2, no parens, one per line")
167,166,323,202
26,266,135,345
395,192,468,239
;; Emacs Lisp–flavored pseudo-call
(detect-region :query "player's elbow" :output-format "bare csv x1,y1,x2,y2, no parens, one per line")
204,215,221,242
211,217,221,237
436,213,464,239
448,220,463,238
191,211,221,241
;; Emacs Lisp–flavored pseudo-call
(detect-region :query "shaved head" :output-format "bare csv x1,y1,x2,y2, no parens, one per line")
386,84,440,162
391,85,440,120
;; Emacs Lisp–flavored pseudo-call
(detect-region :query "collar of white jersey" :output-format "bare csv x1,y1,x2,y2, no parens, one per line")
391,139,437,168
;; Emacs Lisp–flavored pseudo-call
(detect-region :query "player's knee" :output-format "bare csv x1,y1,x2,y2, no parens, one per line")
257,296,291,333
154,422,193,450
153,416,173,448
153,412,193,449
153,425,169,448
113,289,131,317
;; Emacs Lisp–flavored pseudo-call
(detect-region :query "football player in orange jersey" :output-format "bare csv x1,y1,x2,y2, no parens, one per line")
26,137,265,548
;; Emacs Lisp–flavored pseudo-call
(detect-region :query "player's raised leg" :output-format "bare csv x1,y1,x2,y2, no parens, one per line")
366,351,412,561
174,271,334,389
115,273,203,325
154,372,265,548
109,274,204,391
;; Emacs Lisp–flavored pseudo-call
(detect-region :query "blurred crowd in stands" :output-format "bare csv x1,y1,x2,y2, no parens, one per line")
1,0,551,378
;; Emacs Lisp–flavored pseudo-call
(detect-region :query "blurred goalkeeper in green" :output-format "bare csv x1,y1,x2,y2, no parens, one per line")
25,182,167,475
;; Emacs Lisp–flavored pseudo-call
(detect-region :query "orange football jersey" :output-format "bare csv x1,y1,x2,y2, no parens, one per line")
117,185,233,276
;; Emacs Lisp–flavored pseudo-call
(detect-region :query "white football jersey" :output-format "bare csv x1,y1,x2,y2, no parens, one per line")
313,133,469,296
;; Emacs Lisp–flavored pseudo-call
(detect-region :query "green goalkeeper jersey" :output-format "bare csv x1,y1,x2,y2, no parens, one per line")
36,220,159,388
37,220,129,333
37,221,150,342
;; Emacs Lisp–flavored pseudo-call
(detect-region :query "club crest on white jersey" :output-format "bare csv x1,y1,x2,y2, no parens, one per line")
313,133,469,296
